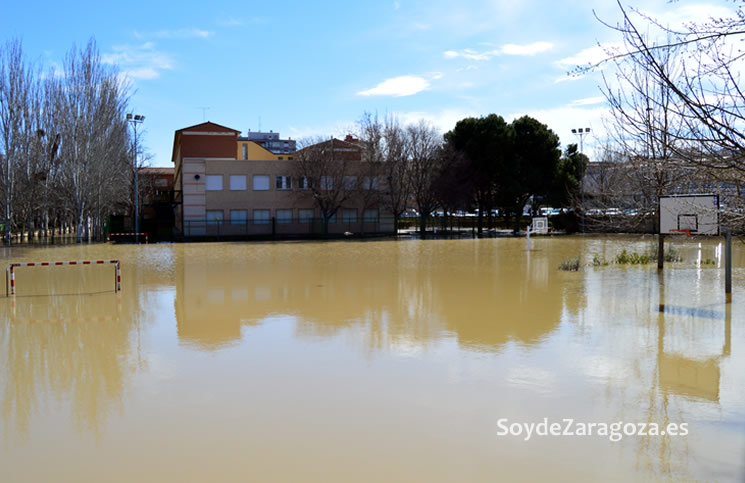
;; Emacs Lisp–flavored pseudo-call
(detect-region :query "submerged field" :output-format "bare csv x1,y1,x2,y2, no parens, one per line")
0,236,743,482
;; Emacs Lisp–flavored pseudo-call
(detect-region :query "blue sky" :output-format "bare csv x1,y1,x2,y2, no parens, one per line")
2,0,734,166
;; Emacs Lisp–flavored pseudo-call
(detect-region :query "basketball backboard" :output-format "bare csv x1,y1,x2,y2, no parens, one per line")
532,217,549,235
659,194,719,235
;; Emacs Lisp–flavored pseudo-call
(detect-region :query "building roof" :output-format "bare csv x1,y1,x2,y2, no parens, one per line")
171,121,241,163
139,167,174,175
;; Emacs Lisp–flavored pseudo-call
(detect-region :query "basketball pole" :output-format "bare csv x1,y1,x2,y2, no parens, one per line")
724,227,732,304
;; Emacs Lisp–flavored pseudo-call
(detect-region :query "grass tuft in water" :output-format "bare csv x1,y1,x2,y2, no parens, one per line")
559,257,581,271
590,254,609,267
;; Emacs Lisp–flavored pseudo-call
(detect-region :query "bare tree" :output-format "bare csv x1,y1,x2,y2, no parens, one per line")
0,37,132,244
584,1,745,229
0,39,36,242
380,116,412,236
356,112,385,234
292,136,360,235
406,121,442,235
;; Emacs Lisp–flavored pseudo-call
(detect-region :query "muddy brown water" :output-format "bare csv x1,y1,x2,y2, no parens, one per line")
1,236,744,482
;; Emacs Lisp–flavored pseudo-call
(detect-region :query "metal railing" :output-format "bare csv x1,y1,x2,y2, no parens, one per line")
182,216,395,239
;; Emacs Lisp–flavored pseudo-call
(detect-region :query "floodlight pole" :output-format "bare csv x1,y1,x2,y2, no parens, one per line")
571,127,590,234
127,114,145,243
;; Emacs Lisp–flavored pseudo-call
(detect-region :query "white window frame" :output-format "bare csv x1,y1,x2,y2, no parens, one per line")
253,175,270,191
275,175,292,190
205,175,223,191
298,176,310,190
229,175,247,191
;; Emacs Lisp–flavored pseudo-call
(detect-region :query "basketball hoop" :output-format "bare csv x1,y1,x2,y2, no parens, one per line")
670,229,693,236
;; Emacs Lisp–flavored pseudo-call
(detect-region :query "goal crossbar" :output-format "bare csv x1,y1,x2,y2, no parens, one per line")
6,260,121,296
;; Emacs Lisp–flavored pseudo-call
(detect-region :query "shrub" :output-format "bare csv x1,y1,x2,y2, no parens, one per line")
559,257,581,271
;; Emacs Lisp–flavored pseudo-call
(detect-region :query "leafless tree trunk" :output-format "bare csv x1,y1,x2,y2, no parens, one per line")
406,121,442,236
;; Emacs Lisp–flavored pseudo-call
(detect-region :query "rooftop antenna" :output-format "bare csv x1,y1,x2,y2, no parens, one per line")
198,107,210,122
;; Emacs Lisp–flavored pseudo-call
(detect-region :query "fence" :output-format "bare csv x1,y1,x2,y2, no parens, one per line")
182,216,396,239
107,232,149,243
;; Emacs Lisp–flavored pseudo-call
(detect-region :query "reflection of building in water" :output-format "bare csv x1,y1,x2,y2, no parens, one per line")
173,240,565,353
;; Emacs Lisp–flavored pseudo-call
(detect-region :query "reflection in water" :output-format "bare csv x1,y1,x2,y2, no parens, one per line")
0,237,743,482
174,240,564,354
0,246,153,443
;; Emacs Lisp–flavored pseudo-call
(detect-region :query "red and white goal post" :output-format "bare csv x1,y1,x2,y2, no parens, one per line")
6,260,121,296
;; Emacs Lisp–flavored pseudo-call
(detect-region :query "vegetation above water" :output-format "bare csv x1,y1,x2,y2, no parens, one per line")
559,257,581,271
589,245,683,267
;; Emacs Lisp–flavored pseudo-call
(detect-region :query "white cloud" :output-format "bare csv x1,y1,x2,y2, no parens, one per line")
569,96,605,106
554,73,585,83
357,75,431,97
645,3,735,31
444,41,553,61
444,48,498,61
103,43,175,80
134,28,212,40
395,108,479,133
501,41,553,56
555,43,623,70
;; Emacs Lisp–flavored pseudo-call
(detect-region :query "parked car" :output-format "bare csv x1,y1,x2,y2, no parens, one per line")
605,208,622,216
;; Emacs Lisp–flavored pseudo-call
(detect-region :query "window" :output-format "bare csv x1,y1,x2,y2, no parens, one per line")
253,175,270,190
363,209,379,223
320,176,333,190
242,144,248,160
276,176,292,190
343,176,357,190
363,176,379,190
342,209,357,223
206,175,223,191
230,210,248,225
206,210,224,222
276,209,293,224
298,176,310,189
229,175,247,191
298,209,315,223
253,209,271,225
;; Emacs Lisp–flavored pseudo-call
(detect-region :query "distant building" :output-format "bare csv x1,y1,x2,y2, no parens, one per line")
238,130,296,156
171,121,393,239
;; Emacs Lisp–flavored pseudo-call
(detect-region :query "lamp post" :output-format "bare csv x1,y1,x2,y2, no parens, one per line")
127,113,145,243
571,127,591,234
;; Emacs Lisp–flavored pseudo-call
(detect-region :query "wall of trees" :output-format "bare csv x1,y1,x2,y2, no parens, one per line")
0,38,133,243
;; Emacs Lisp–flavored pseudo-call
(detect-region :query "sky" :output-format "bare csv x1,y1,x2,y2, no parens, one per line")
1,0,736,167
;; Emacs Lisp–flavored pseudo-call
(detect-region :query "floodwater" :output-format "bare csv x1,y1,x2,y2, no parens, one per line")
0,236,743,482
